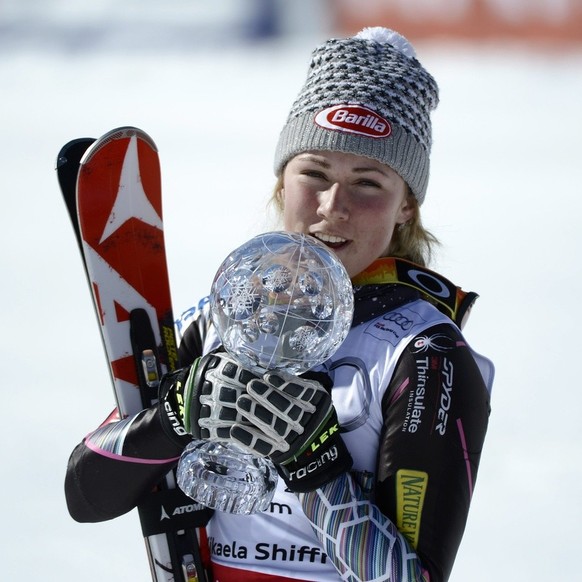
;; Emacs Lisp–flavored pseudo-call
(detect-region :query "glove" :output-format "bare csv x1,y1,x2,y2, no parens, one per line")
231,372,353,492
158,352,258,444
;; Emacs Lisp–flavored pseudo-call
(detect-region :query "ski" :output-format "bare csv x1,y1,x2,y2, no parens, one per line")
57,127,209,581
57,137,96,256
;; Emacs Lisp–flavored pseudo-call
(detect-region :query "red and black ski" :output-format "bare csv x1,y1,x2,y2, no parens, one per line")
57,127,209,581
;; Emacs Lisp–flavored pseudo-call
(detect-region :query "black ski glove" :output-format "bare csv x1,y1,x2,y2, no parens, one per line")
231,372,353,492
158,352,258,445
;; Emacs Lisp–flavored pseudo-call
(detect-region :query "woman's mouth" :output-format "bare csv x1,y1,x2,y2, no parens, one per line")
312,232,349,249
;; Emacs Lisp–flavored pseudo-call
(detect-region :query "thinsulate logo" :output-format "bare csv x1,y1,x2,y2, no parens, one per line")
314,105,391,138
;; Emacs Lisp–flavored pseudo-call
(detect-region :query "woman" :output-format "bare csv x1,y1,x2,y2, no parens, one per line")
66,27,493,582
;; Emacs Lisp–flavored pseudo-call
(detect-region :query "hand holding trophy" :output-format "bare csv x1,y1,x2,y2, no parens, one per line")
177,231,354,514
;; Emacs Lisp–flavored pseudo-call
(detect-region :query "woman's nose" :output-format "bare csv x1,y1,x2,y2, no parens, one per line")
317,183,349,221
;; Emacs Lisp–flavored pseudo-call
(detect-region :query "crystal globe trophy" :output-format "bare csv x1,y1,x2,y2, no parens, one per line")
177,231,354,514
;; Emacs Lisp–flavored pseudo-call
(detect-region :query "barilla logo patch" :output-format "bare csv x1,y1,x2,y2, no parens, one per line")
314,104,391,138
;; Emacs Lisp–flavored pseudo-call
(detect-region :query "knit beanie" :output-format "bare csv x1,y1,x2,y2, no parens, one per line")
274,27,439,205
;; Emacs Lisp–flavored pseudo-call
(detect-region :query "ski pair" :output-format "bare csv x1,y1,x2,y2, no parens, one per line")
57,127,210,581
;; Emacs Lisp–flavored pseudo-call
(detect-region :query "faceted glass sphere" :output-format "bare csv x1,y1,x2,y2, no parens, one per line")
210,232,354,374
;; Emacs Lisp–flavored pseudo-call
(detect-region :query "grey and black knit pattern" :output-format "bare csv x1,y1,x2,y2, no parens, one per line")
274,29,440,204
288,38,438,152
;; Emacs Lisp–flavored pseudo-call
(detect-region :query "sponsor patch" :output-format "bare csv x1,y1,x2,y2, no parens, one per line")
396,469,429,549
314,104,391,138
364,306,426,346
402,357,430,434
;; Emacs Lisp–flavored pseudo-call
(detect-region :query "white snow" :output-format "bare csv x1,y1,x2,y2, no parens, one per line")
1,3,581,580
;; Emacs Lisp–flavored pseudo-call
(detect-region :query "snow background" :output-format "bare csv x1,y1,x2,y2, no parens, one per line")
1,1,581,579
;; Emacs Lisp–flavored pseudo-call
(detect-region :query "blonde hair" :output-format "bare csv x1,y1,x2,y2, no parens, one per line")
387,193,439,266
268,175,439,268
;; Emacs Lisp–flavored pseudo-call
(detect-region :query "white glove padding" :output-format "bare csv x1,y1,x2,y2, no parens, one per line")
184,352,259,440
231,371,353,492
231,372,333,462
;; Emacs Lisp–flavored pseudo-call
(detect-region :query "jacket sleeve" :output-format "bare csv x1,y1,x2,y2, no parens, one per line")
64,407,186,522
299,322,490,582
376,322,491,581
176,298,212,367
65,313,207,523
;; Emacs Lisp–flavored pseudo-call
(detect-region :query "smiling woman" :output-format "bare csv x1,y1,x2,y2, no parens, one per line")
65,25,494,582
279,151,413,277
270,152,439,268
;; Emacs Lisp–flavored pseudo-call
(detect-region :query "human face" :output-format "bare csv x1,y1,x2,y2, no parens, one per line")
281,150,414,277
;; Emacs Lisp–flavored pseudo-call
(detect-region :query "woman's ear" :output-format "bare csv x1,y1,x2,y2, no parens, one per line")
397,194,416,225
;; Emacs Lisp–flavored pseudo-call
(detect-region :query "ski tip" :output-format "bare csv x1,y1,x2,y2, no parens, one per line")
80,127,158,166
55,137,96,171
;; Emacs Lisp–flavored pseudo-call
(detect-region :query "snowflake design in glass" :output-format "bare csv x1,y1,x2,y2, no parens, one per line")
224,273,261,321
262,264,293,293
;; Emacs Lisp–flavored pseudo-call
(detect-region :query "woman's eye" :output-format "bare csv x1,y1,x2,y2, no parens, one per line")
357,179,381,188
303,170,327,180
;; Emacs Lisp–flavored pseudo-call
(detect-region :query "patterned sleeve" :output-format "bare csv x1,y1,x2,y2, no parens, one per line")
299,473,429,581
298,323,491,582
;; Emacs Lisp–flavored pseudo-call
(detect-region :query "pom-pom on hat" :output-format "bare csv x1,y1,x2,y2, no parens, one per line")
274,27,439,205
